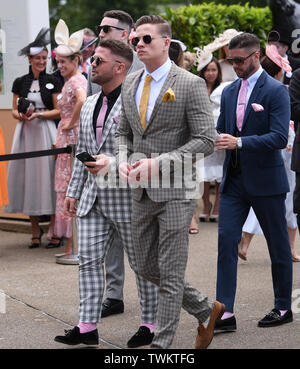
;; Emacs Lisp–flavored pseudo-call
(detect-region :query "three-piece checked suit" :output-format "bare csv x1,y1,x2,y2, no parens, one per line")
115,62,216,348
66,91,157,324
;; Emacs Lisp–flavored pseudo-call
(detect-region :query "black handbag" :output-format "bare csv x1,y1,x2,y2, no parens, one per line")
17,97,35,115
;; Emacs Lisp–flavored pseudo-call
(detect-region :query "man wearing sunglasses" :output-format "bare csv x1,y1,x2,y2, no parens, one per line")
215,33,293,332
54,39,157,348
86,9,144,332
87,9,143,96
115,15,222,349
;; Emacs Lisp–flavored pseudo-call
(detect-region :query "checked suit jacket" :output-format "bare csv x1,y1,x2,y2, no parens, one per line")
66,92,132,222
115,62,215,201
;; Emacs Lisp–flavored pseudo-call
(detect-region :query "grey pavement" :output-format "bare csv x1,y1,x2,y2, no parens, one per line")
0,220,299,349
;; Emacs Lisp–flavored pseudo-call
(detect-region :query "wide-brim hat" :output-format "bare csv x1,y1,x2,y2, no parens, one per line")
55,19,84,57
204,29,242,53
194,48,213,71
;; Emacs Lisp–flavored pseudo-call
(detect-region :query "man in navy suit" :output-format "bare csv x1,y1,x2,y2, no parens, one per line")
215,33,293,332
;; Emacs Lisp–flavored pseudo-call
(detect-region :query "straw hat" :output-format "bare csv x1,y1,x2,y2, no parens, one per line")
194,48,213,71
204,29,242,53
194,28,242,71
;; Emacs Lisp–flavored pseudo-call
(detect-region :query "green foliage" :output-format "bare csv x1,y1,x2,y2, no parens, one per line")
164,3,272,51
191,0,267,6
49,0,159,35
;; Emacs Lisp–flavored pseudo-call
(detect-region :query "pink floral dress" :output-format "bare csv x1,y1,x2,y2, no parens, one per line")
54,73,87,238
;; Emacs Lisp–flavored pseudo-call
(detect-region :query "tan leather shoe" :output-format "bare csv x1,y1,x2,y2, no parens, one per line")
195,301,225,349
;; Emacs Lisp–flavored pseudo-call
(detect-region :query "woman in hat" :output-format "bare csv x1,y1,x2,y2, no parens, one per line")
5,28,62,248
47,20,87,253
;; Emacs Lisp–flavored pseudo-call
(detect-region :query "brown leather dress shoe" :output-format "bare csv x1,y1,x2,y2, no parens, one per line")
195,301,225,349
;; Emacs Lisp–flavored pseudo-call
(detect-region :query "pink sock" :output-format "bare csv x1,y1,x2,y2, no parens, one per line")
141,323,155,333
77,322,97,333
280,310,287,316
221,311,234,320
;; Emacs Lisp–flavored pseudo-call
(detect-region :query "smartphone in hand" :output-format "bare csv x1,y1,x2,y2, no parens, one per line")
76,152,96,168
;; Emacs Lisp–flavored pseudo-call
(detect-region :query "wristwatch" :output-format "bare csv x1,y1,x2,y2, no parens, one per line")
39,112,44,119
236,137,242,149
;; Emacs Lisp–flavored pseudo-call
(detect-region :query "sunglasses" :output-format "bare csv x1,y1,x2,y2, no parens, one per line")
90,56,121,66
227,51,258,65
131,34,167,47
96,25,124,34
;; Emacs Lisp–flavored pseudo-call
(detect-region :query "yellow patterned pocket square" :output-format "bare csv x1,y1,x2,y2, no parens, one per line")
162,88,176,102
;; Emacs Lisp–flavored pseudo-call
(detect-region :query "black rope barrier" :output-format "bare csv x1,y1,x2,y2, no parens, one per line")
0,145,73,162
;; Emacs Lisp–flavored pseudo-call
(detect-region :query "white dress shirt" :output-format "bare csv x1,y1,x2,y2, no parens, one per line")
135,58,172,126
243,65,264,107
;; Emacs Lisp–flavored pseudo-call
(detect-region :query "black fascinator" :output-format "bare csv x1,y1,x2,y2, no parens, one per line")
18,27,51,56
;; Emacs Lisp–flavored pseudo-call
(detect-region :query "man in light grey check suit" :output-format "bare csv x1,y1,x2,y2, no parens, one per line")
115,15,225,349
87,9,144,320
54,39,157,348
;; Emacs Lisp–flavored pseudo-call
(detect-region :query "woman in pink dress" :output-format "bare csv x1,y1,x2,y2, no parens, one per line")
47,20,87,253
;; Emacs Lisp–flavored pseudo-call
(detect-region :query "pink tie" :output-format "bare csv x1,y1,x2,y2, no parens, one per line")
236,79,248,131
96,96,108,147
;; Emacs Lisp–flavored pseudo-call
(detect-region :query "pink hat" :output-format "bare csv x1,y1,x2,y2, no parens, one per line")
266,44,292,74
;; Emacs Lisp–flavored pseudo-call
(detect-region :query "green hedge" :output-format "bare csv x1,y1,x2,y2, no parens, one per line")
164,3,272,51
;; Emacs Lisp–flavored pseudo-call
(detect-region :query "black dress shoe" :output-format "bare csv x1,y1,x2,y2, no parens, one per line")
127,326,154,348
214,316,237,333
258,309,293,328
54,326,99,346
101,298,124,318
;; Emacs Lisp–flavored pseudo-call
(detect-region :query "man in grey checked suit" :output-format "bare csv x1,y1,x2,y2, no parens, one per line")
54,39,157,348
115,15,225,349
87,10,144,319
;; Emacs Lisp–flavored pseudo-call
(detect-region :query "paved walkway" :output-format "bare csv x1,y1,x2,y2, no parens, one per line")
0,221,299,349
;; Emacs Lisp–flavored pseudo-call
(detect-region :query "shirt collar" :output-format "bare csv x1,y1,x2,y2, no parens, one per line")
244,66,264,88
102,84,122,101
143,58,172,82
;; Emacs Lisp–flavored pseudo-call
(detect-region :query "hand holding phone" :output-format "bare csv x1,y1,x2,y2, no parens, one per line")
76,152,96,168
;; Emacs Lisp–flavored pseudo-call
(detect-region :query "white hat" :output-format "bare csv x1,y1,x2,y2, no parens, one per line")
55,19,84,57
202,29,242,54
194,48,213,71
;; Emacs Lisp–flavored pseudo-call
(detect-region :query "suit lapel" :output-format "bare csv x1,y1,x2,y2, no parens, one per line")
86,93,101,154
146,64,177,130
228,81,240,135
97,95,121,152
242,71,266,131
129,69,144,134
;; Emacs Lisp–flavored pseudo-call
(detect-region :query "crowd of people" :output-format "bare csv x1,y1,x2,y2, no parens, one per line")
0,8,299,349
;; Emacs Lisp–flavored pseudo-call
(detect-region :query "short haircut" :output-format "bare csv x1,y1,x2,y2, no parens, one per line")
229,32,260,51
135,15,172,38
103,10,133,32
261,55,281,77
98,38,133,65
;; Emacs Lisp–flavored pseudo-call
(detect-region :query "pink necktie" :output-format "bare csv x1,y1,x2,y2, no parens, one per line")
96,96,108,147
236,79,248,131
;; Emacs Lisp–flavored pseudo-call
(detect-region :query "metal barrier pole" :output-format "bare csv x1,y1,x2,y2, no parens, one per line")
56,144,79,265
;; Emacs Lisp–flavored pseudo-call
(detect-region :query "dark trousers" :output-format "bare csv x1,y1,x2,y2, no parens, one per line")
217,174,293,312
293,172,300,229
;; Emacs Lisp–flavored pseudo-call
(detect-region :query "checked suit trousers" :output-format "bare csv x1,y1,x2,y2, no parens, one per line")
77,198,157,324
